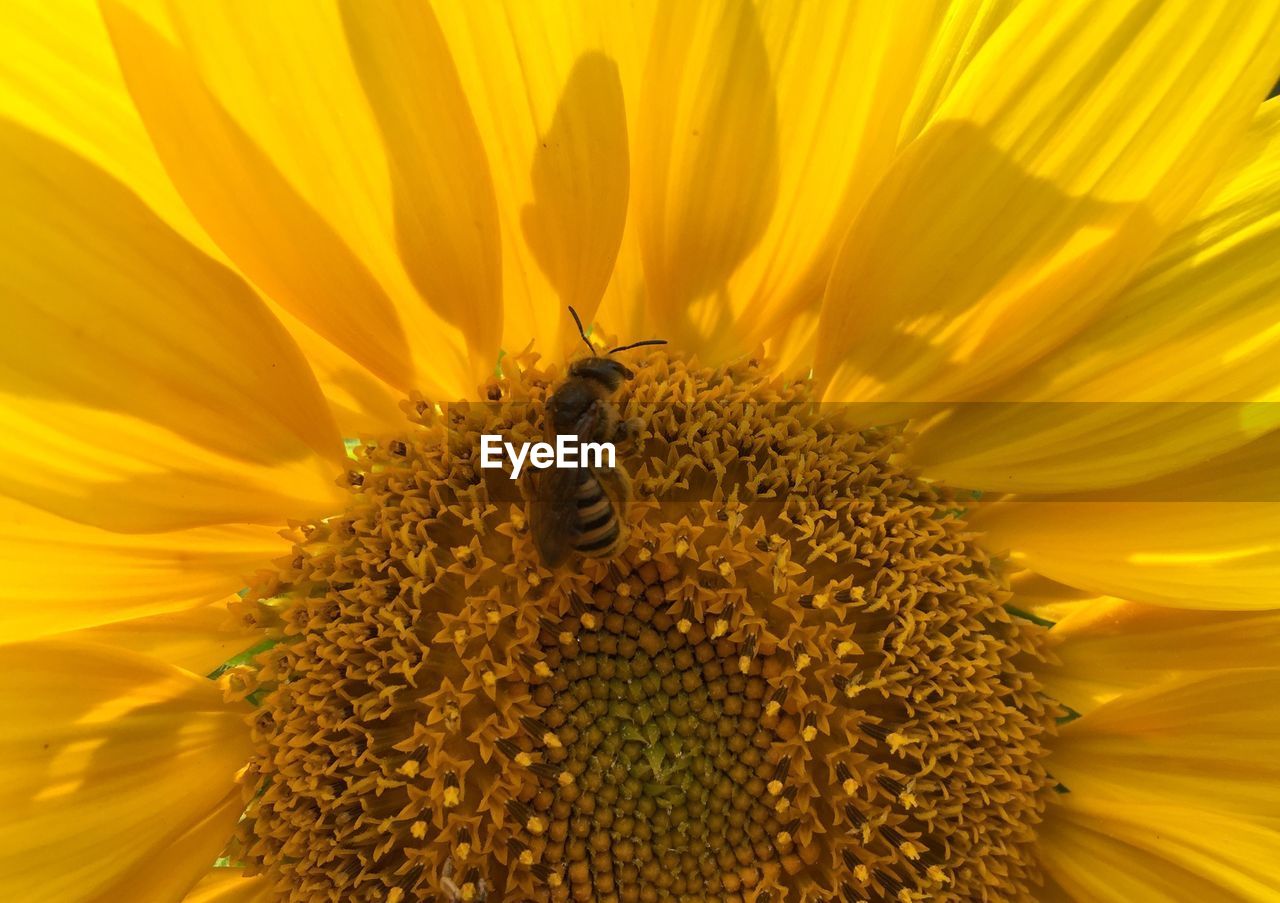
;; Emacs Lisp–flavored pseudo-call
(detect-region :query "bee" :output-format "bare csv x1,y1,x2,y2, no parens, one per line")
530,307,666,568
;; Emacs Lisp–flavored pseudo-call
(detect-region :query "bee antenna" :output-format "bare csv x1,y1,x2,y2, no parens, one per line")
608,338,668,354
567,306,596,355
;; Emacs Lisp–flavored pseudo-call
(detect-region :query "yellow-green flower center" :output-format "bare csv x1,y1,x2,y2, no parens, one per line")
229,350,1057,902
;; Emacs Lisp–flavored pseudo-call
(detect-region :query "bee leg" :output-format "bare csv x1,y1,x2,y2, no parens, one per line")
614,417,644,445
439,860,463,902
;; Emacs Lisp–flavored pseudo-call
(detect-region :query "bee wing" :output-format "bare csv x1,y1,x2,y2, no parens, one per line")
530,465,584,568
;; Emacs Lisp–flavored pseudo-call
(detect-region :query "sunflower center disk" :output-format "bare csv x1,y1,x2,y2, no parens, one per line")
231,351,1058,903
530,595,794,901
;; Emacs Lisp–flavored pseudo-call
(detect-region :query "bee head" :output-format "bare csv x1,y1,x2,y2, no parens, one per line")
568,356,633,391
565,306,666,384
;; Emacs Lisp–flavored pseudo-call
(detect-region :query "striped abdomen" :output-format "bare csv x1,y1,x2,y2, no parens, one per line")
573,468,622,557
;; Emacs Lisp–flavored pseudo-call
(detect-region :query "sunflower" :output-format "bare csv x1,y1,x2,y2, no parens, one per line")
3,1,1280,901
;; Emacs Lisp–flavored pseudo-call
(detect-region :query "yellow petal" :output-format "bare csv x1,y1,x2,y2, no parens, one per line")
0,0,413,434
336,0,505,376
0,641,251,902
0,495,282,644
0,394,344,533
762,0,1024,373
628,2,953,363
100,1,474,397
818,1,1280,403
262,305,411,439
982,500,1280,610
1008,570,1109,624
90,788,245,903
0,121,340,465
630,0,774,360
897,0,1021,144
69,601,262,677
183,869,271,903
0,122,346,531
911,101,1280,491
973,430,1280,609
155,0,490,399
1032,875,1077,903
1041,671,1280,901
1052,670,1280,818
1040,798,1280,903
1047,599,1280,715
427,1,634,359
0,0,210,252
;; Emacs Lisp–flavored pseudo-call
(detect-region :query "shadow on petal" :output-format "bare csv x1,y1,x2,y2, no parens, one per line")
521,52,629,341
816,120,1147,406
340,0,503,378
633,1,780,355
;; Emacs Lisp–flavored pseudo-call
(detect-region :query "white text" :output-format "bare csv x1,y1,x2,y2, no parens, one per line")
479,434,615,479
